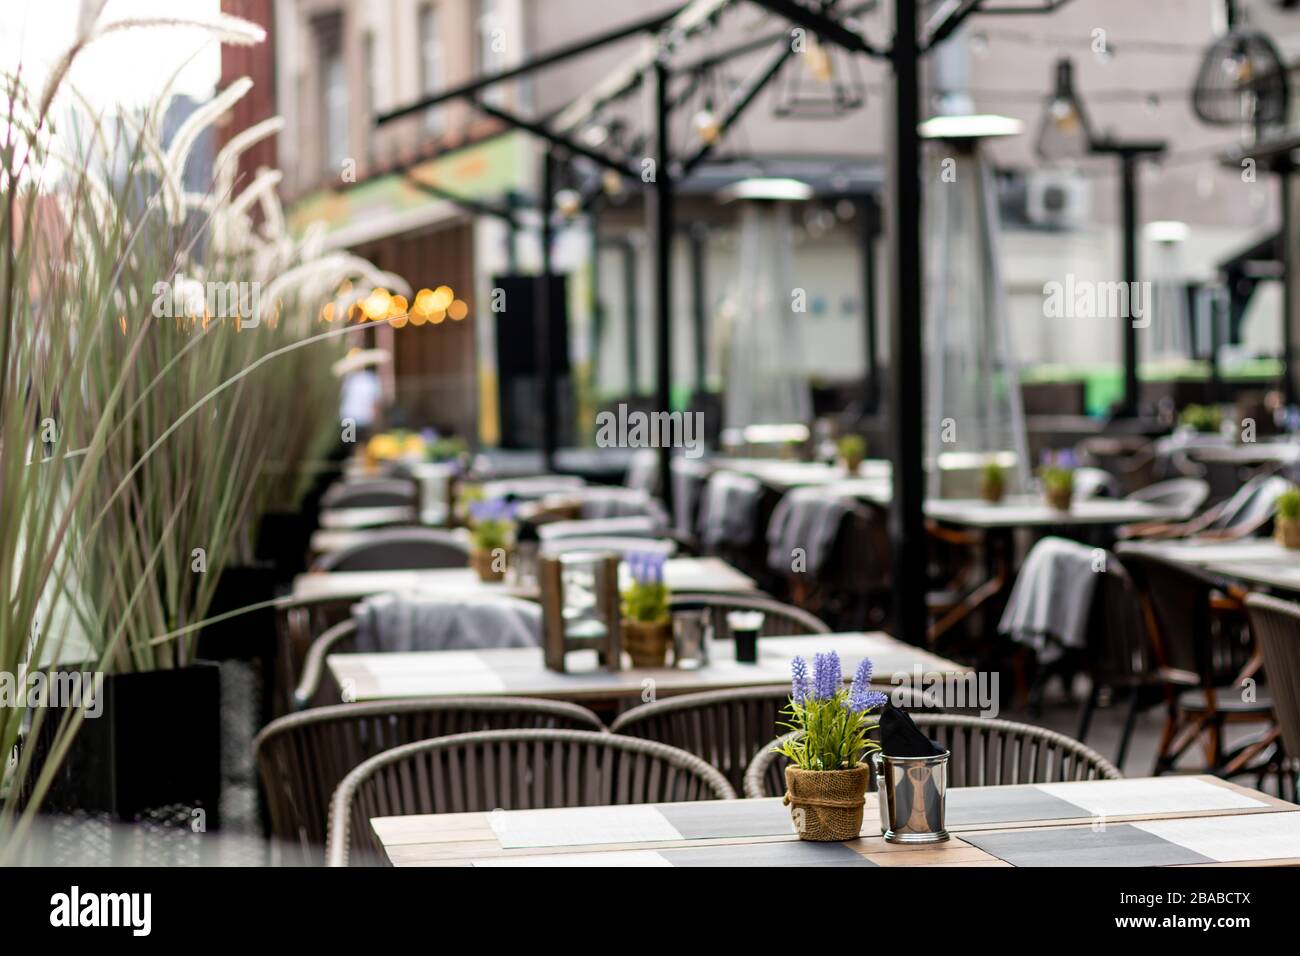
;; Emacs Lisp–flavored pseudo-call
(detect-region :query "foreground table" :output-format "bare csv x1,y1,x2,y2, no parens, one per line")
328,632,967,704
293,556,757,604
373,776,1299,867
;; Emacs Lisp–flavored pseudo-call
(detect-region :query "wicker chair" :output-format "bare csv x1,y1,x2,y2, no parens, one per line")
1117,547,1273,775
256,698,604,865
743,715,1121,799
312,527,469,572
668,593,831,641
326,729,736,865
610,687,792,792
319,479,417,509
1244,593,1300,803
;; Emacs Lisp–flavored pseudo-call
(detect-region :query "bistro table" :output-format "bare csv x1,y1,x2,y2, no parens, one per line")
326,632,968,704
922,496,1192,529
292,556,758,604
371,775,1300,867
713,458,892,491
308,525,470,558
1121,536,1300,593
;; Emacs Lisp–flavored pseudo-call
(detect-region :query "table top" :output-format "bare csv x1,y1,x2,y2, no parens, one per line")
372,776,1300,867
317,506,421,530
714,458,892,490
1121,537,1295,567
293,556,757,604
327,632,967,703
1205,561,1300,592
1184,441,1300,465
309,525,471,556
924,496,1189,529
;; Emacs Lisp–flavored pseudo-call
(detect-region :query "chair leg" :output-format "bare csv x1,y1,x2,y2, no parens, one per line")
1076,682,1100,744
1115,688,1142,771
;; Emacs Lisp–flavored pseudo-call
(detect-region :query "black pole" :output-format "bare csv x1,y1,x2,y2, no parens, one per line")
689,223,708,393
539,150,558,473
887,0,926,645
859,195,880,414
622,240,639,394
1120,152,1139,417
652,58,675,514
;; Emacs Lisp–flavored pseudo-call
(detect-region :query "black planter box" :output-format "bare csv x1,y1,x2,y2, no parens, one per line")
30,662,222,830
255,511,314,581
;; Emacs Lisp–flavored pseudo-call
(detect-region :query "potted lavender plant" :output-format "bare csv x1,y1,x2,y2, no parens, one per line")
621,551,672,667
468,498,517,582
778,652,886,841
1039,450,1076,511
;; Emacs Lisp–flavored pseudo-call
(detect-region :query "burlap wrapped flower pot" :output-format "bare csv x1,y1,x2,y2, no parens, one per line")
623,620,671,667
784,763,871,842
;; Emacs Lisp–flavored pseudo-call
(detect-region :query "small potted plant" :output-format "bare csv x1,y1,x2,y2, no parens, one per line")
1277,485,1300,549
1178,403,1223,436
837,434,866,474
621,551,672,667
778,652,886,842
979,461,1005,503
1039,452,1075,511
467,498,516,582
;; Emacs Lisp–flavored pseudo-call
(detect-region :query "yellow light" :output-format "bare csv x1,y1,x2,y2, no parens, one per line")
410,310,428,326
413,288,436,315
320,301,336,323
448,299,468,321
389,313,409,329
388,294,409,319
362,288,392,320
431,285,454,311
429,309,446,324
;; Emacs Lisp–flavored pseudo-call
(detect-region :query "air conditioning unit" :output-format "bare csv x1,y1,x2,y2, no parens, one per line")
1024,169,1089,230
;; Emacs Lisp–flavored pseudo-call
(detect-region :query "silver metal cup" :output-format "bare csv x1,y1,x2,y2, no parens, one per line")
871,750,951,844
672,610,711,669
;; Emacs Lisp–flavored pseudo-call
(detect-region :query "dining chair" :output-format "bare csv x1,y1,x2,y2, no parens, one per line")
291,594,542,709
1243,593,1300,803
1125,477,1210,513
319,479,417,510
1118,473,1287,541
1116,547,1274,776
1074,435,1157,495
668,592,832,640
311,527,469,571
742,715,1121,799
326,729,736,865
256,698,605,865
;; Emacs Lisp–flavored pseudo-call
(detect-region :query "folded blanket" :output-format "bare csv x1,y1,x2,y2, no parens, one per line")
766,486,851,575
998,536,1100,664
351,593,541,653
698,471,763,551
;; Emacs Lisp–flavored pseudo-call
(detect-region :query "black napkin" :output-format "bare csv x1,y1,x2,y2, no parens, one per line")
879,705,944,758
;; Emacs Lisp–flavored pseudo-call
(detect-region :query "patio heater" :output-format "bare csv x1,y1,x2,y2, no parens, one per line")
1036,58,1166,418
718,177,815,434
919,114,1031,498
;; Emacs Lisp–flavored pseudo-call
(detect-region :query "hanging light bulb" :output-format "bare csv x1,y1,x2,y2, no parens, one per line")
1036,58,1094,161
693,100,721,145
602,168,624,197
554,189,582,218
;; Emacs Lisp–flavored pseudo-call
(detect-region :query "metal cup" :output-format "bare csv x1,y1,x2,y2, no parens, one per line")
672,610,711,669
871,750,951,844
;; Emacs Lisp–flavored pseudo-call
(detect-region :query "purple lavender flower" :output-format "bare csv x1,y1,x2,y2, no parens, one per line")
790,656,810,705
628,551,667,585
846,657,886,712
811,651,842,701
470,498,515,523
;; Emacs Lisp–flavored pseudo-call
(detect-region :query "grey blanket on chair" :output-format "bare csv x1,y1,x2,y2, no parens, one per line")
766,487,851,575
350,593,542,653
698,471,763,551
998,536,1098,664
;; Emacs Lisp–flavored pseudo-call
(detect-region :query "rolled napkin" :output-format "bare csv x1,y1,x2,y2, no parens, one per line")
878,704,944,758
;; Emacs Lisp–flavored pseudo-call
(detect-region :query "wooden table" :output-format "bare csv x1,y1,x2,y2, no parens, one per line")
293,556,758,604
327,632,968,704
372,776,1300,866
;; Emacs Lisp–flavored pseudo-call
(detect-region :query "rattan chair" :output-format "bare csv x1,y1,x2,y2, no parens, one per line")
326,729,736,865
743,715,1121,799
256,698,604,865
668,592,831,640
1244,593,1300,803
610,686,792,792
1117,547,1273,776
319,479,416,509
312,527,469,571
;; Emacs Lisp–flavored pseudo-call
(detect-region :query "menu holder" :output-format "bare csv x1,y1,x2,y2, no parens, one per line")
540,550,623,673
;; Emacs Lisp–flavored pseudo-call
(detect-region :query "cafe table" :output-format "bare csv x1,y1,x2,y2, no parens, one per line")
713,458,892,491
371,775,1300,867
326,631,966,704
309,525,470,558
1118,537,1300,593
292,556,758,604
921,496,1191,529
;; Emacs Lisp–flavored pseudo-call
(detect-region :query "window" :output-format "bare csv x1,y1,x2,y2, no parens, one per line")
418,4,444,134
315,14,348,176
475,0,505,106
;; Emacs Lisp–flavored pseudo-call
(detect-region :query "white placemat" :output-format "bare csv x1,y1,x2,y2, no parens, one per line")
473,850,671,867
1035,777,1267,818
489,805,683,849
1134,811,1300,863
